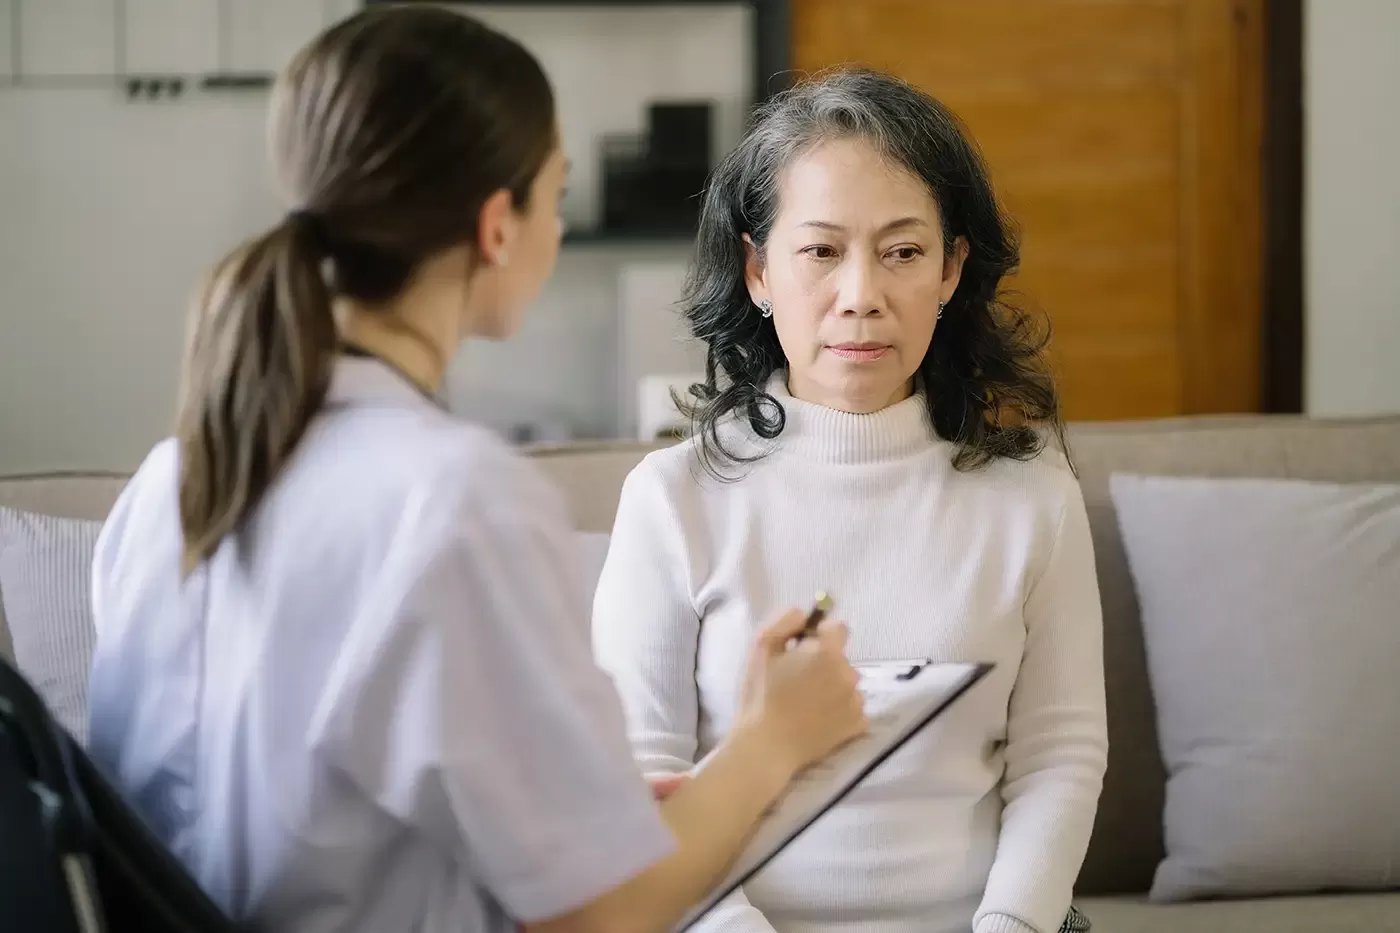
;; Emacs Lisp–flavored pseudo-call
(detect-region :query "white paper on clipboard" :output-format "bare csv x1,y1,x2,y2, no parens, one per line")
674,660,994,932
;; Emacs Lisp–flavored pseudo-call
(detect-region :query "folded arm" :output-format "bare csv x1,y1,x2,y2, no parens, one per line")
974,479,1110,933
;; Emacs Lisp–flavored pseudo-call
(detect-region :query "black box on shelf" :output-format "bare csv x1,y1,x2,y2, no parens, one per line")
599,100,713,236
648,101,713,168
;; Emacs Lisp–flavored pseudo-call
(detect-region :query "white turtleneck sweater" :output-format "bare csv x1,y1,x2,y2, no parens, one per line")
591,381,1107,933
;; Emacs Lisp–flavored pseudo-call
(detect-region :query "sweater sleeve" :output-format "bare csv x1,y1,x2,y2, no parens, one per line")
591,460,780,933
973,477,1109,933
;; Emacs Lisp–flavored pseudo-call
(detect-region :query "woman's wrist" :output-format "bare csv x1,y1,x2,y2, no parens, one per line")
718,718,801,803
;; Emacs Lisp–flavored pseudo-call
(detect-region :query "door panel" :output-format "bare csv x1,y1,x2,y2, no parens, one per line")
1027,249,1179,339
1052,340,1185,420
962,89,1180,180
792,0,1266,419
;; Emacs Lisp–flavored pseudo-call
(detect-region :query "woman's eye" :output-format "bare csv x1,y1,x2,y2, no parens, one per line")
802,245,838,260
889,246,923,262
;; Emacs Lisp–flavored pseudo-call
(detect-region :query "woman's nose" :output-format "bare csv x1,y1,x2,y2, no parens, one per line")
836,256,884,316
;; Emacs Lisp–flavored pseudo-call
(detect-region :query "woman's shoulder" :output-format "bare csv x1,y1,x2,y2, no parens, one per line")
631,435,700,482
1010,440,1077,486
620,439,701,511
91,439,184,632
120,436,180,492
409,418,572,529
99,437,181,547
954,438,1084,517
625,423,764,501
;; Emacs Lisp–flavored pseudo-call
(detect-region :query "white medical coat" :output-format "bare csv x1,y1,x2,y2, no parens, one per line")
87,357,674,933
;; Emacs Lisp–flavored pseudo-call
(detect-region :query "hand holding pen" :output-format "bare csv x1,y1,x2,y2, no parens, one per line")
732,592,867,781
792,590,834,644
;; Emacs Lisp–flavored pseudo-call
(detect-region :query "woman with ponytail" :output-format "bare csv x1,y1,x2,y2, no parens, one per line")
84,9,865,933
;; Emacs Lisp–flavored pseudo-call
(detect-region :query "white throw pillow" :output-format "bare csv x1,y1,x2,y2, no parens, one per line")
1110,475,1400,902
0,508,103,744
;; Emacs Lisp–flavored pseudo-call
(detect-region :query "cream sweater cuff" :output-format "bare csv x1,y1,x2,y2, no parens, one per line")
974,913,1041,933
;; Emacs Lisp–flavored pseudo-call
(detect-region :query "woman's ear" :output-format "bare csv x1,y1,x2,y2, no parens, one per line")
476,189,517,267
742,233,767,305
941,236,969,306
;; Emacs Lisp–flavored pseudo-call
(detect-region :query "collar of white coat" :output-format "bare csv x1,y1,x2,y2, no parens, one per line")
326,355,442,411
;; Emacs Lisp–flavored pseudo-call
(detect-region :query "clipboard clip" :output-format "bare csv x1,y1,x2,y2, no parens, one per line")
855,658,935,682
895,659,933,681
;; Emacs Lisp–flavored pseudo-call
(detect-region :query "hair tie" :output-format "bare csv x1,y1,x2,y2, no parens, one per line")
287,208,319,231
286,208,327,254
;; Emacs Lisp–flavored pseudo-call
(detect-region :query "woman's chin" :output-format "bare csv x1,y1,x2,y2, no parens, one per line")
816,371,915,414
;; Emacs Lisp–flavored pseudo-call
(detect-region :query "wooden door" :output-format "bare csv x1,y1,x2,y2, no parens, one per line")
791,0,1266,419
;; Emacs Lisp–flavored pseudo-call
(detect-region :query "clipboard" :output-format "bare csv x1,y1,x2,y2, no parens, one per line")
674,659,994,932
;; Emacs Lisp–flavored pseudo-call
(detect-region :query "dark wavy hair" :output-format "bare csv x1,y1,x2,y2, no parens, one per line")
680,67,1068,477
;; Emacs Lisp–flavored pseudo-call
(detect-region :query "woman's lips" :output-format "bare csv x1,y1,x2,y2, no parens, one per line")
827,344,891,362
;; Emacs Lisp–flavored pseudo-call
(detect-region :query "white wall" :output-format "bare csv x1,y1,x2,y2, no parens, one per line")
0,2,741,472
1304,0,1400,416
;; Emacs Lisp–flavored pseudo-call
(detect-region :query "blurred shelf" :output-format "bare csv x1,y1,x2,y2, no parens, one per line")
0,76,119,89
0,72,275,91
199,72,274,90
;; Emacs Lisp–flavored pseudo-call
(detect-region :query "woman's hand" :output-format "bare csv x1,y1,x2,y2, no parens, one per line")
645,772,689,801
524,614,863,933
733,608,867,782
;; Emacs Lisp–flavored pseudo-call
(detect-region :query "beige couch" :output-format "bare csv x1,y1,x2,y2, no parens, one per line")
4,413,1400,932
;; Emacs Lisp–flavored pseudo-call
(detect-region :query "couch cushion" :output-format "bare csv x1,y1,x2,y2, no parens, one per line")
0,473,129,666
529,443,664,534
1060,415,1400,895
0,508,104,743
1078,893,1400,933
1112,475,1400,901
0,473,132,521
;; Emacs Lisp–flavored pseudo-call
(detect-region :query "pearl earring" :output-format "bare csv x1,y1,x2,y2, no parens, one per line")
937,300,946,320
758,298,773,318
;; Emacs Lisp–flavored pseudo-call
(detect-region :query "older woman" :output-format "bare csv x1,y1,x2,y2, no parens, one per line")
591,69,1106,933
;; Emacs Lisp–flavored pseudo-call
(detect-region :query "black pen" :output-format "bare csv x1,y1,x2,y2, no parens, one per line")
795,590,834,641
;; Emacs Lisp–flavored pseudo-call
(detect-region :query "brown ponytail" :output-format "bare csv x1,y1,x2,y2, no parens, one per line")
175,213,334,573
170,7,555,573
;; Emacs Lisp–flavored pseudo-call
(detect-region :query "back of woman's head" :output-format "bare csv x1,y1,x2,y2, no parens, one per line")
684,67,1065,475
176,7,555,572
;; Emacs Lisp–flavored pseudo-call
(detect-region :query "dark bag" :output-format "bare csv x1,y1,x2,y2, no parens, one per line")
0,657,241,933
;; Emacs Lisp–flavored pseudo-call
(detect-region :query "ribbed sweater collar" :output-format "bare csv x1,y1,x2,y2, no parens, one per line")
766,374,943,464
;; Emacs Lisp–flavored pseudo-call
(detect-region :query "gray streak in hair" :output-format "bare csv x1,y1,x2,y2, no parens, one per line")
677,67,1069,479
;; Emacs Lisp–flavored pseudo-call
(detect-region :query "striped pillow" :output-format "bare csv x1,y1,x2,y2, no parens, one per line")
0,507,102,744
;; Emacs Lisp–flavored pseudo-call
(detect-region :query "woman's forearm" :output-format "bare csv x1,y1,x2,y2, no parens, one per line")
524,721,795,933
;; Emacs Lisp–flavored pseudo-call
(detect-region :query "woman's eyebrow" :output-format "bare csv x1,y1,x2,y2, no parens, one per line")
797,217,928,234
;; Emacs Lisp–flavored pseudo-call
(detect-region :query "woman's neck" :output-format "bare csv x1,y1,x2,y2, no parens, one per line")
786,372,915,415
768,374,942,464
337,304,450,397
